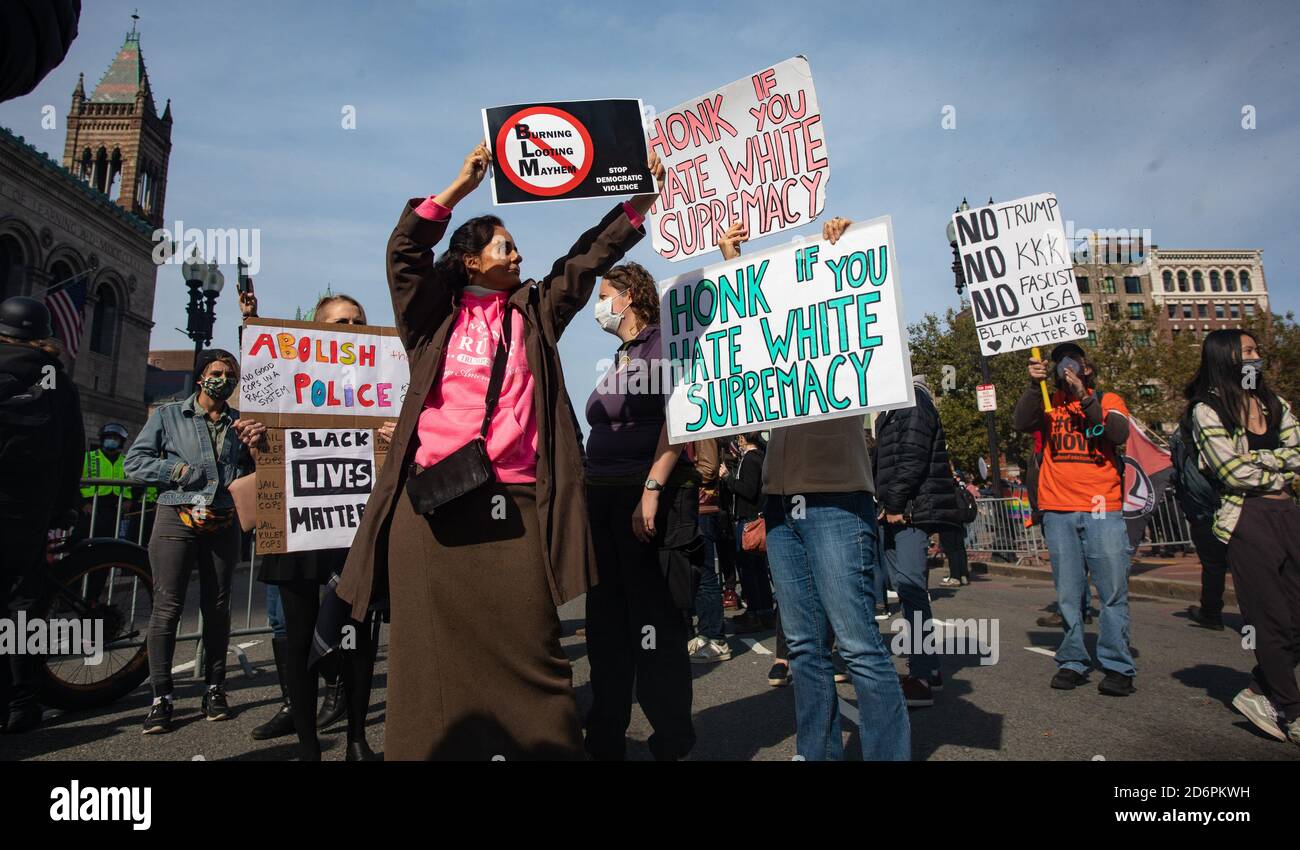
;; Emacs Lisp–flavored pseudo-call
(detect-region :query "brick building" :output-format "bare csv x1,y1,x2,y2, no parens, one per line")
0,24,171,444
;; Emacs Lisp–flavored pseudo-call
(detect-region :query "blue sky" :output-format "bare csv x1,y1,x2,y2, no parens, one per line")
2,0,1297,404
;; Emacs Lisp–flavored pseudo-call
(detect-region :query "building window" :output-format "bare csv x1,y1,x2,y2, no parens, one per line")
1177,271,1189,292
1240,270,1252,291
1076,275,1090,294
1101,276,1116,294
1162,270,1173,292
1082,303,1094,321
1193,271,1204,292
1210,271,1221,292
1124,276,1142,294
1172,328,1181,338
1183,304,1193,319
1107,302,1120,321
1225,271,1236,291
0,234,25,301
1166,303,1176,319
1215,303,1225,319
1135,332,1149,346
1139,385,1158,399
1087,331,1097,345
1196,303,1207,318
89,284,120,355
1128,302,1144,319
1230,303,1240,319
1244,303,1256,317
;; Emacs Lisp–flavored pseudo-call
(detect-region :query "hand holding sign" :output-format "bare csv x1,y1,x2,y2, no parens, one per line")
628,152,666,218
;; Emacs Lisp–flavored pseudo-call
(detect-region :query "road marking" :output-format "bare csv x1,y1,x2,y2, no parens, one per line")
170,641,261,675
739,638,773,656
1023,646,1056,658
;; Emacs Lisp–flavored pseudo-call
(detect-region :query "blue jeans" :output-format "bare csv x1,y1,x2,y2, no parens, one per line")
883,524,937,678
1041,511,1135,677
764,492,911,761
695,513,725,639
266,583,287,639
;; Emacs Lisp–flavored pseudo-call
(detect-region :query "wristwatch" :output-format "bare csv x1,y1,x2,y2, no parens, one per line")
644,478,663,492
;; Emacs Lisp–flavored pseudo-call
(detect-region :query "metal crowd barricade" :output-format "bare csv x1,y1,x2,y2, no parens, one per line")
78,478,273,680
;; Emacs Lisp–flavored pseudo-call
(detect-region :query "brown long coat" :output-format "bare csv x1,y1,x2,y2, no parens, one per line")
335,201,644,621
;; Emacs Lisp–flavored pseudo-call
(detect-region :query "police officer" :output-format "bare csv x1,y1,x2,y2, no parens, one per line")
80,423,134,540
0,296,85,733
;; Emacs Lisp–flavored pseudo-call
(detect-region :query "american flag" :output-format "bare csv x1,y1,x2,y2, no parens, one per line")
45,274,89,359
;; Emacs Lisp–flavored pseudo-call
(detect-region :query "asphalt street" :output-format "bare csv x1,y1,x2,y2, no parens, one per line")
4,567,1297,762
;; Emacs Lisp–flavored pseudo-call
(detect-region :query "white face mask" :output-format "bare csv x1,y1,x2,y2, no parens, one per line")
594,292,627,335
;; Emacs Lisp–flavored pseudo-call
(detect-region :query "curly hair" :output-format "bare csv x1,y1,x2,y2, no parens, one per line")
602,262,659,327
432,215,504,290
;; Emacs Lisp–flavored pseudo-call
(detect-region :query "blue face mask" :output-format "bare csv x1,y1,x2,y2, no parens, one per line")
1056,356,1082,381
101,438,122,452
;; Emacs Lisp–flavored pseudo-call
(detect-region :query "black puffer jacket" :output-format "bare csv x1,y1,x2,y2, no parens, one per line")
0,340,84,527
872,382,962,528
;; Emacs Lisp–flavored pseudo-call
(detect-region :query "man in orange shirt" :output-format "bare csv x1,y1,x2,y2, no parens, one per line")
1013,342,1136,696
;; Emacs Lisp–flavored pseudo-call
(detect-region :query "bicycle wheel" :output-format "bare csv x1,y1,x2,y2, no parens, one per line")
30,539,154,711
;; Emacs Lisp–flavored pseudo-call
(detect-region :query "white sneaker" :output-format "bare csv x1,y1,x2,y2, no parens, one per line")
687,635,708,655
690,638,733,664
887,590,899,603
1233,688,1286,741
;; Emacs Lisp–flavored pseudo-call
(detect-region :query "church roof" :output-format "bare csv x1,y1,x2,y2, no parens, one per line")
90,30,157,114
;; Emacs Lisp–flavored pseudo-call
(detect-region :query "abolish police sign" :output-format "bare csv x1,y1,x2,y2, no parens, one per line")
951,193,1088,356
253,428,389,554
482,99,656,205
657,216,914,443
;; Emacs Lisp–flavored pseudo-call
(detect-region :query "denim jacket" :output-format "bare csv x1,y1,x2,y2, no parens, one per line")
123,393,252,509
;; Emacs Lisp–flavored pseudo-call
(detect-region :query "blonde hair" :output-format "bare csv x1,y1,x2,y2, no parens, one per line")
312,293,367,324
0,333,63,358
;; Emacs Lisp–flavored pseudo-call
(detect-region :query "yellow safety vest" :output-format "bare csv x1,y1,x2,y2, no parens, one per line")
81,450,129,498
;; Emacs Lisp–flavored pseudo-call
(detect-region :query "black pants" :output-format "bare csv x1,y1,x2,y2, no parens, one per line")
584,483,695,761
1190,520,1228,617
939,526,969,580
146,507,241,697
1227,498,1300,722
272,578,375,759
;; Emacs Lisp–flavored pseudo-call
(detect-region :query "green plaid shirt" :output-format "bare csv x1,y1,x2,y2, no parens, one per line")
1192,396,1300,543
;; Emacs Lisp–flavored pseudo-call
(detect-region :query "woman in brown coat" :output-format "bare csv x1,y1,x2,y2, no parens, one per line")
335,142,663,760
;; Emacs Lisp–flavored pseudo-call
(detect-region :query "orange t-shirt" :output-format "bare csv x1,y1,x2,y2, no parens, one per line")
1036,389,1129,512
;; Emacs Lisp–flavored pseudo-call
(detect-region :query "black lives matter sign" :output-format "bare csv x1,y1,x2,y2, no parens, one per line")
952,193,1088,356
482,99,655,205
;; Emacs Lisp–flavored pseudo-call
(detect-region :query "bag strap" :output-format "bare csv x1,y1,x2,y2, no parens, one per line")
479,307,513,441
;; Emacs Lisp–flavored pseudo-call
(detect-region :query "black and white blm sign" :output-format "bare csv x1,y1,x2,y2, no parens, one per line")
951,193,1088,356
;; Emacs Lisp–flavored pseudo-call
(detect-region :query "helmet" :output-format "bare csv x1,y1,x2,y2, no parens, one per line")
0,296,54,340
101,423,130,441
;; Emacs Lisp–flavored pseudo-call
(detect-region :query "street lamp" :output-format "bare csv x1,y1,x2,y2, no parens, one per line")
181,249,224,383
947,198,1003,494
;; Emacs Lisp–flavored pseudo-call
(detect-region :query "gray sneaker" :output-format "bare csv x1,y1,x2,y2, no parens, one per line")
1232,688,1286,742
690,638,733,664
1286,717,1300,747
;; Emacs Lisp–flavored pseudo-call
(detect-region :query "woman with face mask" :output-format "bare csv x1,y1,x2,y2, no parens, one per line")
238,291,391,760
1185,330,1300,746
582,225,745,760
328,142,663,760
124,349,266,734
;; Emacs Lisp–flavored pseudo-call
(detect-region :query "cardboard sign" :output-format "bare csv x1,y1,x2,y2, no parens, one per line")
976,383,997,412
647,56,829,263
482,99,656,205
238,318,410,428
951,193,1088,356
658,216,912,443
254,428,389,554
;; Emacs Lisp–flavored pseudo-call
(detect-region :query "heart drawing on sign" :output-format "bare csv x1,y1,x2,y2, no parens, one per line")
987,340,1002,352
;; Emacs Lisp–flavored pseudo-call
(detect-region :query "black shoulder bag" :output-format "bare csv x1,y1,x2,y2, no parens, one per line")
405,308,513,515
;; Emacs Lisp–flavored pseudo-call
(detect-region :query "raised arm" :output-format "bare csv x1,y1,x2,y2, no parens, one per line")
388,143,489,350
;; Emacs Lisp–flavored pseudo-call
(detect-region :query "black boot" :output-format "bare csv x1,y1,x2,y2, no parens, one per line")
346,739,380,761
317,676,346,729
251,637,296,741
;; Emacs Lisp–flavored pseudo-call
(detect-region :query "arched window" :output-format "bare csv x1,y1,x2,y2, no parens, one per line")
89,284,120,355
1225,271,1236,292
93,147,108,194
80,148,92,182
0,234,25,301
1210,271,1221,292
1192,271,1204,292
1162,270,1173,292
1177,271,1189,292
1239,270,1252,292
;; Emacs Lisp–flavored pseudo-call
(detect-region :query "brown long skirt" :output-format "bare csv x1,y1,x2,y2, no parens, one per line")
385,480,583,760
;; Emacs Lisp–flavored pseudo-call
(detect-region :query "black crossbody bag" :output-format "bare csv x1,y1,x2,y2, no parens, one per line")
405,308,513,515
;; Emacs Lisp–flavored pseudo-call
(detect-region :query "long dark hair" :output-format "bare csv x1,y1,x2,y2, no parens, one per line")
432,215,503,289
1183,329,1281,431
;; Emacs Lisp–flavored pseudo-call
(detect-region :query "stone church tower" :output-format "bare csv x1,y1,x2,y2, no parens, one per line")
61,18,172,228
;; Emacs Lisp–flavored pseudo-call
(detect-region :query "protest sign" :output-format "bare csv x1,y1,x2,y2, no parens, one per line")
647,56,829,263
951,193,1088,357
254,428,389,554
238,318,410,428
657,216,913,443
482,99,655,205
